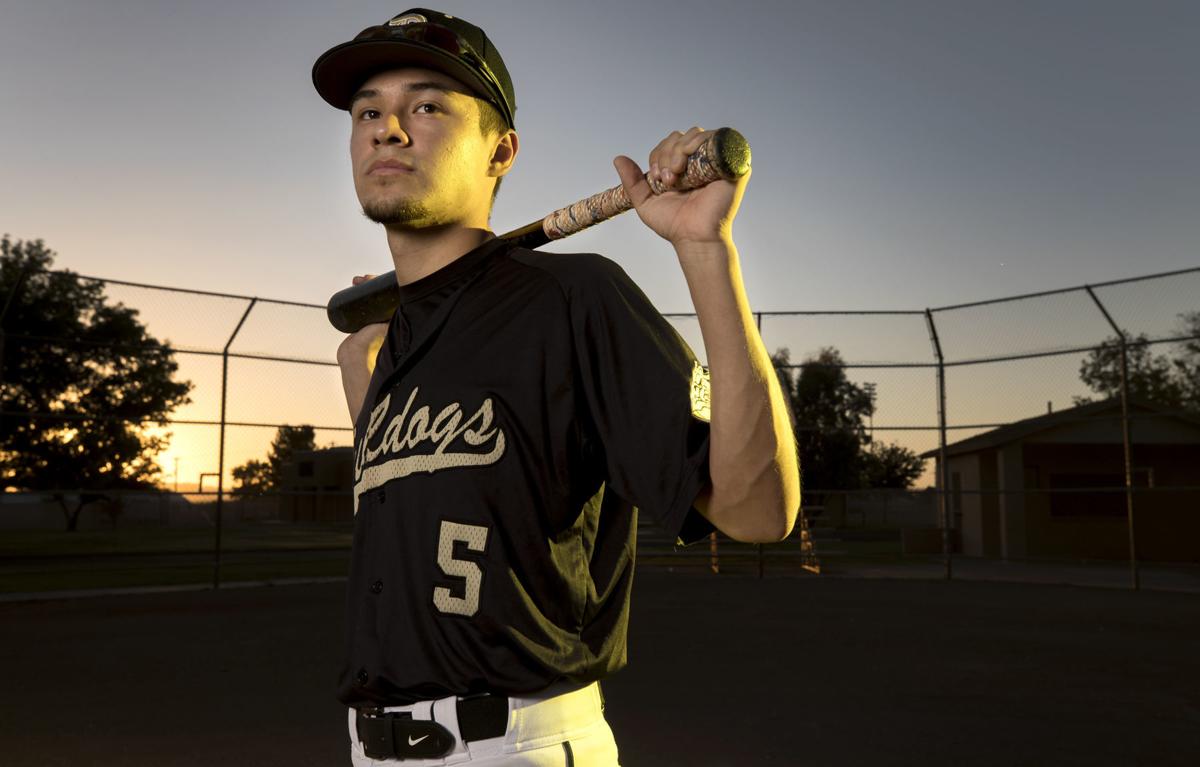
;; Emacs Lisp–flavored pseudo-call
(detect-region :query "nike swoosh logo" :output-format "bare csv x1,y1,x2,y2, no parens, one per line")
408,734,430,746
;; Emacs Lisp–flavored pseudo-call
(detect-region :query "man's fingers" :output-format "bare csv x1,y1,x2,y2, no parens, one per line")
650,127,709,188
624,125,727,205
675,127,708,169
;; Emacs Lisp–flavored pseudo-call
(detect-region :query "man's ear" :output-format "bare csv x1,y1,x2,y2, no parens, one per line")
489,129,519,178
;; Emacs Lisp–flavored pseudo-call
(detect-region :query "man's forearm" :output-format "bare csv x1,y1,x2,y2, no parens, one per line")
675,237,800,542
339,359,372,425
337,341,380,425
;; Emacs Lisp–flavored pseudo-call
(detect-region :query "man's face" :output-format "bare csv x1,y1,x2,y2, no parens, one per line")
349,67,497,227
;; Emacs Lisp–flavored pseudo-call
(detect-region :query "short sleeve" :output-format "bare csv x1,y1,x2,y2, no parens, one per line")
565,255,715,546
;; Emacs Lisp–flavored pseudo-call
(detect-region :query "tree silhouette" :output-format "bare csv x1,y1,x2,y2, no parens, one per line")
1180,311,1200,407
772,346,924,491
1074,311,1200,413
0,235,193,530
232,424,316,495
859,441,926,489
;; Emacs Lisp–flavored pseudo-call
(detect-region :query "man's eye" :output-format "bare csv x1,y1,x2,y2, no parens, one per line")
357,109,379,120
416,103,441,114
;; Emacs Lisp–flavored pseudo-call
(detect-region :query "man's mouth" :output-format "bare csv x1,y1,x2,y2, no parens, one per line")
367,159,416,176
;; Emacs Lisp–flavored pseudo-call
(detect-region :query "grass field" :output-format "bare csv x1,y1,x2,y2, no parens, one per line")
0,522,354,557
0,522,908,593
0,552,352,594
6,522,1195,596
0,522,354,594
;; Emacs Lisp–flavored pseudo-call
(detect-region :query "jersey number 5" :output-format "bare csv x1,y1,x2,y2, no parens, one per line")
433,520,489,617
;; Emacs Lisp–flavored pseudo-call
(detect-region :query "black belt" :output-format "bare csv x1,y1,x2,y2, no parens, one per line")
356,693,509,760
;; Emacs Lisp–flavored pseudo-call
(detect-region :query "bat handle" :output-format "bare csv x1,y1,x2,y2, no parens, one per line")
327,128,752,333
649,126,752,193
542,127,751,240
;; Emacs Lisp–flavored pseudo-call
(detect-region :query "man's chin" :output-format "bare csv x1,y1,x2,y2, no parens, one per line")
360,199,431,227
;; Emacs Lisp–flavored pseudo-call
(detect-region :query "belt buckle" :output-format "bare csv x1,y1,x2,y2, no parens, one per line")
357,706,455,760
357,707,404,759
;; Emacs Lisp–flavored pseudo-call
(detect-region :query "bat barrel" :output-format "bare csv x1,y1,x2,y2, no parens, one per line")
325,222,551,333
327,274,400,333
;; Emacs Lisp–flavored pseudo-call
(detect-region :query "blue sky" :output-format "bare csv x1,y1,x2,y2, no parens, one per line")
3,0,1197,486
3,0,1196,315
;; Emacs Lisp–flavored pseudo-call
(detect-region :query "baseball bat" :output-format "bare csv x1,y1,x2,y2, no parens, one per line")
327,127,751,333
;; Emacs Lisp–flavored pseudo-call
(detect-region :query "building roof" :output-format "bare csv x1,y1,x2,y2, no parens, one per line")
920,398,1200,459
292,446,354,459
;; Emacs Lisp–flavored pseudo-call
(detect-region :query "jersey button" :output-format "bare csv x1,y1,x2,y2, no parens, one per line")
370,580,383,594
375,487,386,504
356,668,368,685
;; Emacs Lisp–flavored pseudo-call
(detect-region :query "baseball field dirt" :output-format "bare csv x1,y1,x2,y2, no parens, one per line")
1,569,1197,766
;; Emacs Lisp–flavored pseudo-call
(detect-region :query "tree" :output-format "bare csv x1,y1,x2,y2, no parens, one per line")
859,441,926,488
232,424,316,495
1074,311,1200,413
231,459,273,496
772,346,924,491
788,347,872,490
1172,311,1200,407
0,235,194,530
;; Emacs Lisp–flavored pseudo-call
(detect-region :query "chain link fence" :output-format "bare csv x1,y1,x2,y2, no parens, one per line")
2,262,1197,595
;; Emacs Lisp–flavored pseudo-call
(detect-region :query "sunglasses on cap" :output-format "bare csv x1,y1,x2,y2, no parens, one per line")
354,21,514,129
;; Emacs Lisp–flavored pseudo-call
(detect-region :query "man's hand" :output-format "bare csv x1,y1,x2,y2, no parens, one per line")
617,130,798,542
613,127,750,248
337,274,389,424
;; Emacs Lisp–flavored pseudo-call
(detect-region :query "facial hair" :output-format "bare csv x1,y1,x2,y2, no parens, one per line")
361,197,432,227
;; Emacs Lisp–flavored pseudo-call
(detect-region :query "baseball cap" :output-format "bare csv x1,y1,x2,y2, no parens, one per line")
312,8,516,130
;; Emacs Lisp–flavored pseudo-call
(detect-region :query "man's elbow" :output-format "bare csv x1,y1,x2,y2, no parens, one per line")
706,481,800,544
741,496,799,543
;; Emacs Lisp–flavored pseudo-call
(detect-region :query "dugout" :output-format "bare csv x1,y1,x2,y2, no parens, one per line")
279,446,355,522
922,399,1200,563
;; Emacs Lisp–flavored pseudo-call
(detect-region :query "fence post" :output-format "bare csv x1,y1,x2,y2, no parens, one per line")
1084,287,1139,591
214,298,258,590
924,310,952,581
755,311,764,579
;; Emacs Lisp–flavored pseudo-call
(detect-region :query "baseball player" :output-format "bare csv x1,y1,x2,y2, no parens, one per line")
315,8,800,765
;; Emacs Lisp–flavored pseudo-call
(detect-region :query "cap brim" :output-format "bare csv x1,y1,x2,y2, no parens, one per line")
312,38,502,117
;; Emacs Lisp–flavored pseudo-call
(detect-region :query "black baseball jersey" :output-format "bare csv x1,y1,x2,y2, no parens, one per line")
339,236,715,707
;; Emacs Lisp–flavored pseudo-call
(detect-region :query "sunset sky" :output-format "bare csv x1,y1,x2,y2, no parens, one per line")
3,0,1198,491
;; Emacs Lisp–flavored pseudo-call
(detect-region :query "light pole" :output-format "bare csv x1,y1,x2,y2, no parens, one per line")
863,382,877,439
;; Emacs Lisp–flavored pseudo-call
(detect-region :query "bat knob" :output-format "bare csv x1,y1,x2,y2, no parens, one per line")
713,127,752,180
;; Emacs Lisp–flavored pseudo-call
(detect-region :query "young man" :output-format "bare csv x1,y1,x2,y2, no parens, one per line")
313,8,800,765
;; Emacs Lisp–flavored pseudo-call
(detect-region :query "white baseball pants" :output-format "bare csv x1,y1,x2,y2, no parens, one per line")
348,680,621,766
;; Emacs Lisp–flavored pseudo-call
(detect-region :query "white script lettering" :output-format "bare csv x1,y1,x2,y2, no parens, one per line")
353,387,506,514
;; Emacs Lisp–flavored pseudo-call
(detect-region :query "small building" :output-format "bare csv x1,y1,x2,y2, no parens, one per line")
279,446,354,522
922,399,1200,563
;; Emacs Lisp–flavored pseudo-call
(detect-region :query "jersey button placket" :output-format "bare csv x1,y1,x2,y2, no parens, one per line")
356,668,368,686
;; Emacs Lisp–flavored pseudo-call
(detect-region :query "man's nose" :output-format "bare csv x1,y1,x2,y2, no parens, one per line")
375,114,409,145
